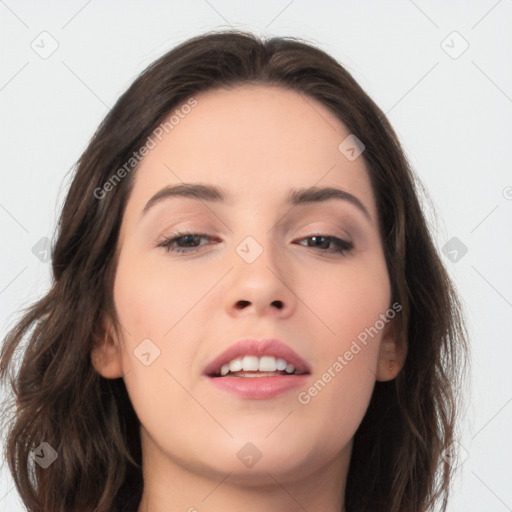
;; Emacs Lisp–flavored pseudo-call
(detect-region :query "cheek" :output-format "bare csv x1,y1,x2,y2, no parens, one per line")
307,252,391,345
113,248,218,340
297,254,390,438
111,251,208,394
112,255,208,434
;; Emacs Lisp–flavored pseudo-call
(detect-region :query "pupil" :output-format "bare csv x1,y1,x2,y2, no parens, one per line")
183,235,197,246
312,236,326,247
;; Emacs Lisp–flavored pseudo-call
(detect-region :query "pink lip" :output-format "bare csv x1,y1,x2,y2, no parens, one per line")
203,338,311,400
206,374,310,400
203,338,311,376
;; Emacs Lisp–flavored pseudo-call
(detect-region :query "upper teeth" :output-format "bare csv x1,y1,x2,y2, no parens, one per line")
220,355,295,376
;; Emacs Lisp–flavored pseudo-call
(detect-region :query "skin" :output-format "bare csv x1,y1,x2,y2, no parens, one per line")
92,84,406,512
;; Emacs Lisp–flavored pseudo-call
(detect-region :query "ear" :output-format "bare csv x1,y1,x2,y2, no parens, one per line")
91,316,124,379
375,316,407,382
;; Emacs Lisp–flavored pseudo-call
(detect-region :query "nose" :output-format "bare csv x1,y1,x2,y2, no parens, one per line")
223,236,296,319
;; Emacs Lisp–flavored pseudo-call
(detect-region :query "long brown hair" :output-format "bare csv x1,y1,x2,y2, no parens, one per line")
1,30,468,512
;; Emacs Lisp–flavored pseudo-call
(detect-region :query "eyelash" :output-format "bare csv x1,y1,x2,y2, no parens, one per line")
157,231,354,255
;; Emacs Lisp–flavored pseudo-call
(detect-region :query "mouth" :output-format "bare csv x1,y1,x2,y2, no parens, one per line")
208,355,306,378
204,338,311,377
203,338,311,399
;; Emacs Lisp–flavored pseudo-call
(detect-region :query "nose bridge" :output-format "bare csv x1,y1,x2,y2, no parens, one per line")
234,229,280,286
230,202,279,267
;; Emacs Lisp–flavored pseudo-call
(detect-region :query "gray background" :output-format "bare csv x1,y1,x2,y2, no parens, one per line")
1,1,511,510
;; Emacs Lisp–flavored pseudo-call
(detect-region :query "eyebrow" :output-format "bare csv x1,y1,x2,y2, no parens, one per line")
140,183,372,223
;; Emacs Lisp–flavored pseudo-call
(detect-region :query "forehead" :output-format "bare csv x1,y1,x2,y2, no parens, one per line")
124,84,376,221
154,84,353,168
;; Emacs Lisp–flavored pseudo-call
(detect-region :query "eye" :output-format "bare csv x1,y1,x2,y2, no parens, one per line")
296,234,353,255
157,231,215,254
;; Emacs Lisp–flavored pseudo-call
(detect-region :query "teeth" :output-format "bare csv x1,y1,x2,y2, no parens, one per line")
229,358,243,372
259,356,276,372
218,355,297,376
276,358,287,371
242,355,259,371
285,363,295,373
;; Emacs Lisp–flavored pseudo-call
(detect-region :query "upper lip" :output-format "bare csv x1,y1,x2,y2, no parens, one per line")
203,338,311,376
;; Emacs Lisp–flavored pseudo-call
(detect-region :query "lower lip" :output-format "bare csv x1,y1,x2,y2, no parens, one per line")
205,374,310,400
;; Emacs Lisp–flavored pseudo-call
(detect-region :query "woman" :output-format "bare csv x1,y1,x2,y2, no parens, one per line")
0,30,468,512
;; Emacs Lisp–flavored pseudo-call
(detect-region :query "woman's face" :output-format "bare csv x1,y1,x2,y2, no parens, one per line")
95,84,401,488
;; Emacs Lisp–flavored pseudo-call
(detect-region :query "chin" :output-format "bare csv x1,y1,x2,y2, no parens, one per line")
201,436,323,482
214,455,307,487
